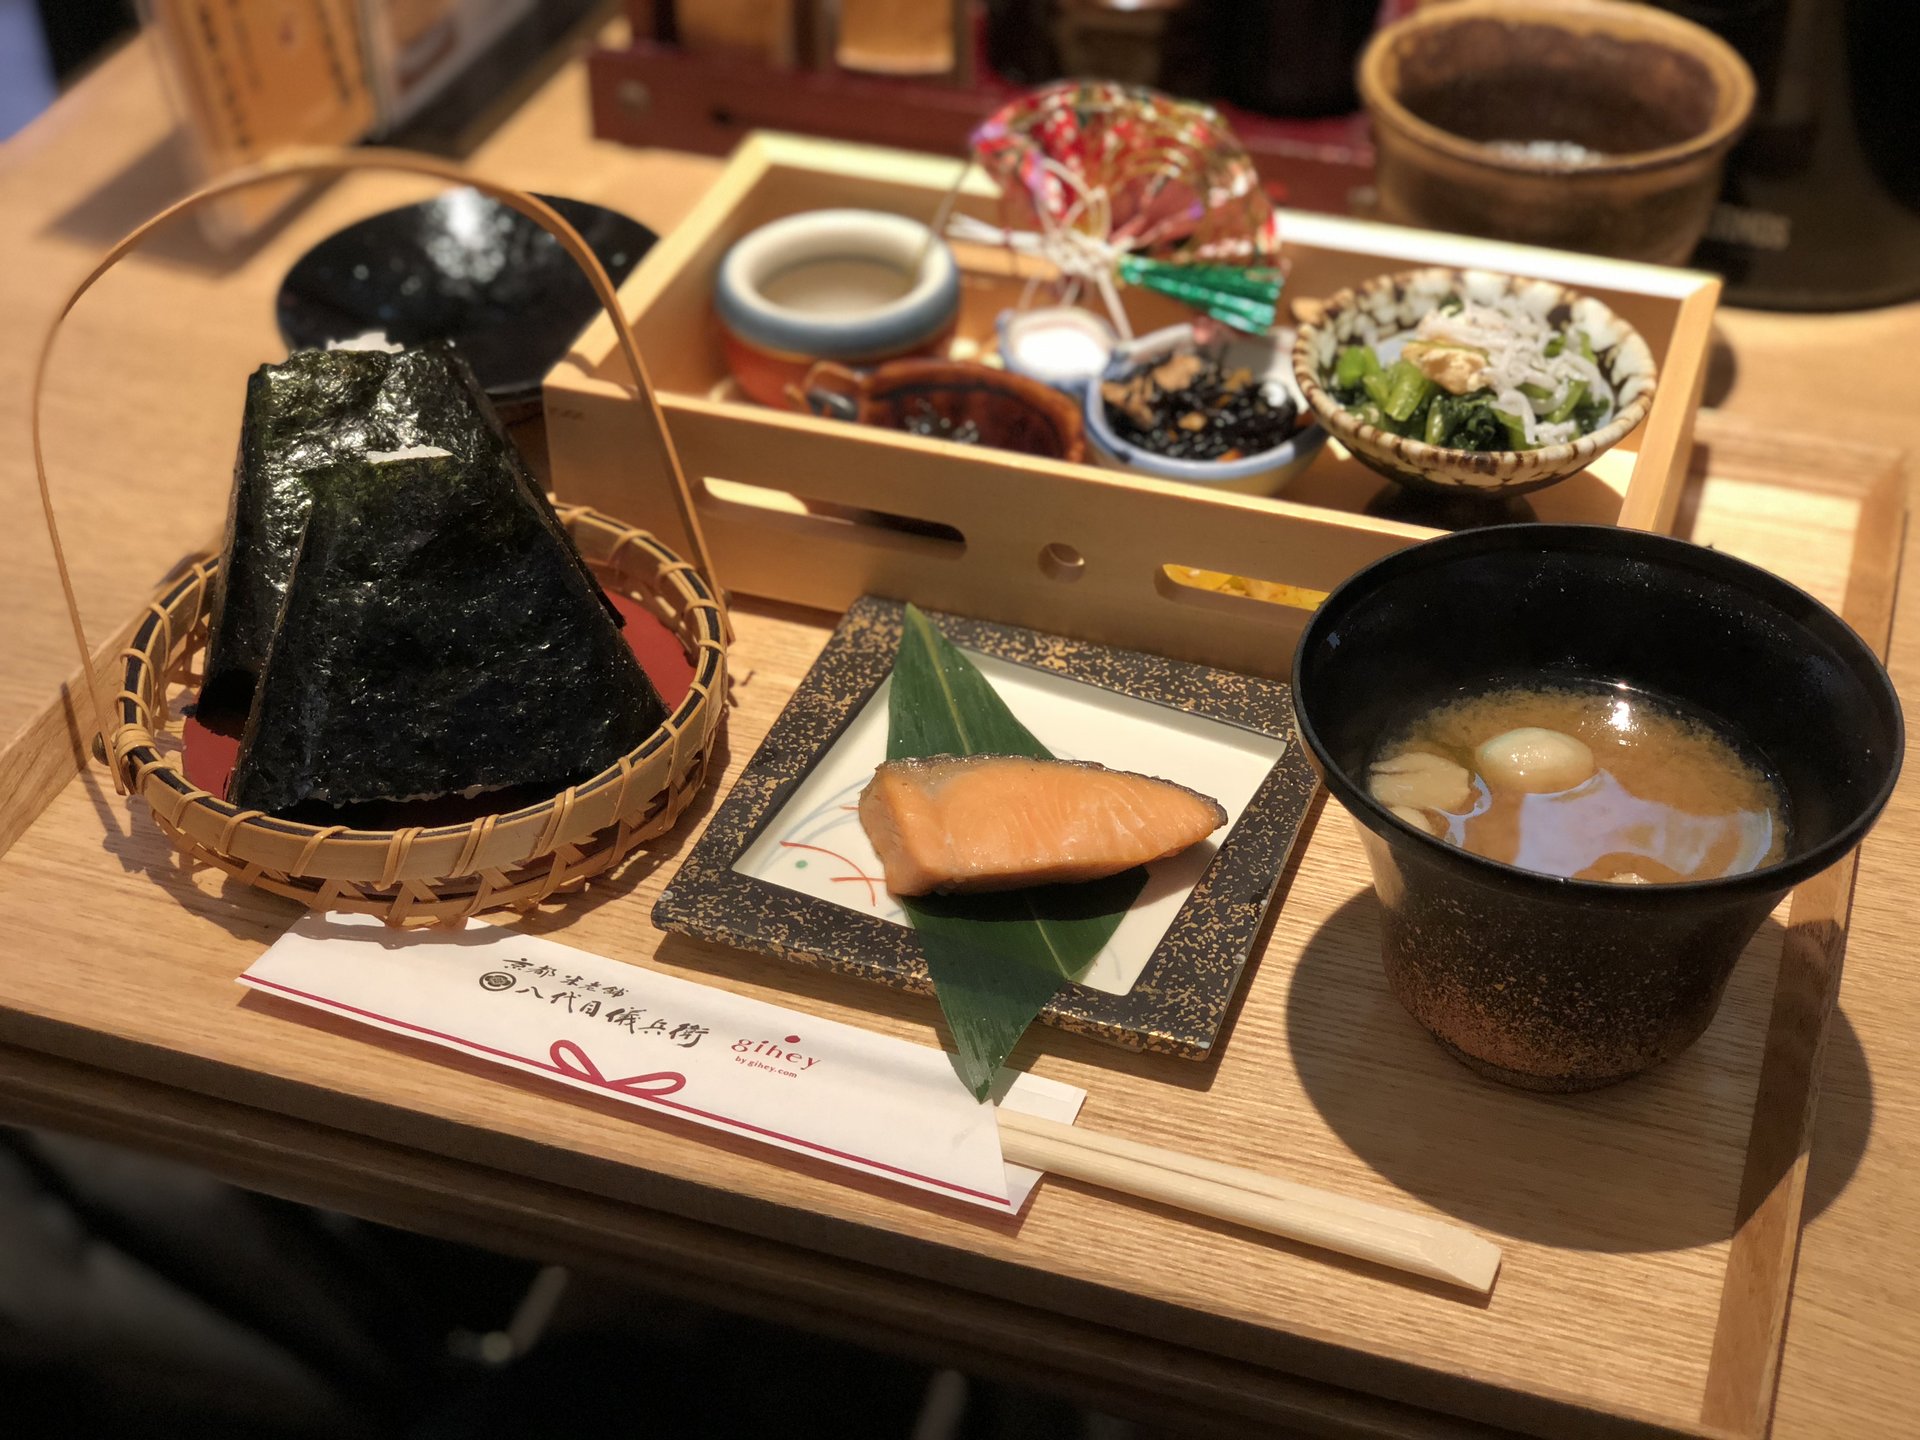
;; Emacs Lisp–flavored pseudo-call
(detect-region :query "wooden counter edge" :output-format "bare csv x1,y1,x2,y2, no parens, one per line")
0,1038,1721,1440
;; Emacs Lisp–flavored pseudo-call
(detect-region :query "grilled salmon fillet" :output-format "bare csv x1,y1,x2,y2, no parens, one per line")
857,754,1227,896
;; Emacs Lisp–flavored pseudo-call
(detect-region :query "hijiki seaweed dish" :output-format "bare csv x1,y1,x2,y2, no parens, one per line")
1330,291,1615,452
1100,341,1307,462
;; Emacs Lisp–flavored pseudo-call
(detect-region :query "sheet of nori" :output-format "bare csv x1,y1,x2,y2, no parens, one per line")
202,345,614,711
225,446,668,814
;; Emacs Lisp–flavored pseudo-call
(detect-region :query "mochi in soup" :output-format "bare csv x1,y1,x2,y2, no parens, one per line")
1367,683,1788,883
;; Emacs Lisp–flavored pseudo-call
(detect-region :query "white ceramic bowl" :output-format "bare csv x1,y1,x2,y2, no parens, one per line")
714,209,959,360
996,305,1118,391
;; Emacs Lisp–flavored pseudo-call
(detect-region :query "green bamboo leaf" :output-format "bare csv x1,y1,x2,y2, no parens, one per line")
887,604,1144,1098
886,604,1048,762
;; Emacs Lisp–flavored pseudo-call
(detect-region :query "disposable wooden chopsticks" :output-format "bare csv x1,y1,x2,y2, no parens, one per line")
996,1108,1502,1294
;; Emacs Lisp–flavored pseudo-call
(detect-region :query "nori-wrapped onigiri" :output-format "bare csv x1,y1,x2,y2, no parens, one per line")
210,345,668,814
203,344,613,712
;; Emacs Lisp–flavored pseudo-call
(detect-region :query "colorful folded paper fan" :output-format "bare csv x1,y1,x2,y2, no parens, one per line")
963,81,1284,334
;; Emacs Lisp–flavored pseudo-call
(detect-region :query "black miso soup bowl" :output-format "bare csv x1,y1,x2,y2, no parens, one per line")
1292,523,1902,1091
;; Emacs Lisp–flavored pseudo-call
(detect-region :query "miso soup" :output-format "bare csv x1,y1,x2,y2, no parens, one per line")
1366,682,1788,883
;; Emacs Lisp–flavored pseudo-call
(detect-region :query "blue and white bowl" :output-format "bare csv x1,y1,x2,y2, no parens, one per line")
1084,323,1327,496
714,209,960,407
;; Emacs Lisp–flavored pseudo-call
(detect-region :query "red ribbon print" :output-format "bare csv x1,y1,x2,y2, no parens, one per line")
547,1039,687,1097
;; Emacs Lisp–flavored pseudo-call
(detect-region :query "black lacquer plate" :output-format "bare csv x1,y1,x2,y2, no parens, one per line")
654,597,1321,1060
276,190,656,419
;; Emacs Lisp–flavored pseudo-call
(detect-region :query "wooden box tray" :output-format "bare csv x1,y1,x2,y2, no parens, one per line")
543,132,1721,678
0,412,1900,1440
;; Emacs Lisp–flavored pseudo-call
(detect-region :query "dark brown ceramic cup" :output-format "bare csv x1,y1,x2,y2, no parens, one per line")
1358,0,1755,264
1292,525,1901,1091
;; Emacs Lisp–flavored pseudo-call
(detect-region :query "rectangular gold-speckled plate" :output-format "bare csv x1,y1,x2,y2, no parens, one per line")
654,596,1320,1058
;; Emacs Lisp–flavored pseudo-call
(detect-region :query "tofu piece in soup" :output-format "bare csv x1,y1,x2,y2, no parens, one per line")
1476,727,1597,794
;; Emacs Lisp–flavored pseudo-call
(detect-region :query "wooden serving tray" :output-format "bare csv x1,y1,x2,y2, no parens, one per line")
0,411,1900,1439
544,132,1721,679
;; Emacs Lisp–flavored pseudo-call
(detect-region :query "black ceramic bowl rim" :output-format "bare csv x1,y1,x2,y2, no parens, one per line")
1291,523,1904,904
275,189,656,404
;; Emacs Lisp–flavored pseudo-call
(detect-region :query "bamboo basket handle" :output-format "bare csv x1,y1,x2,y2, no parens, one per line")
30,146,723,759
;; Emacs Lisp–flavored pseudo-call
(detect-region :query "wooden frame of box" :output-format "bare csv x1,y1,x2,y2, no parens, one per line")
544,132,1721,680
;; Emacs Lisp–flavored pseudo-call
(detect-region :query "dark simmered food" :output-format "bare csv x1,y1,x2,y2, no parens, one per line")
1100,343,1303,462
213,345,667,814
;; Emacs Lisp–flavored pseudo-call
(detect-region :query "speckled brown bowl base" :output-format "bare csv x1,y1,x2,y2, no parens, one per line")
1430,1037,1593,1093
1425,1008,1721,1093
1361,822,1778,1090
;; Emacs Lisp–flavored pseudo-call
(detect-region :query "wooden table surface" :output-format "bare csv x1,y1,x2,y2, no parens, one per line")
4,34,1919,1439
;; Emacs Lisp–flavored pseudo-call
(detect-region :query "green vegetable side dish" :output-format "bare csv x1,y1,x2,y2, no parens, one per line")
1329,296,1613,454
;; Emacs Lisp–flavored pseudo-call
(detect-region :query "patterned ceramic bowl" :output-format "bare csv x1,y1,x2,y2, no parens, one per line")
1291,266,1657,497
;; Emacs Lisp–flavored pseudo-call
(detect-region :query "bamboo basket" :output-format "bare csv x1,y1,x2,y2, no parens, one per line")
30,150,729,926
